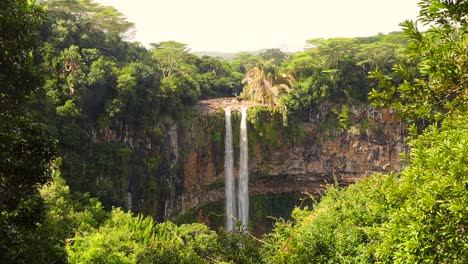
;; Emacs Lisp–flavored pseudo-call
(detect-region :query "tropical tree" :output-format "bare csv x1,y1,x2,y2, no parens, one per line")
278,34,408,120
150,41,195,78
232,52,262,73
241,62,295,106
369,0,468,124
195,55,243,98
259,48,288,66
44,0,135,39
0,0,57,262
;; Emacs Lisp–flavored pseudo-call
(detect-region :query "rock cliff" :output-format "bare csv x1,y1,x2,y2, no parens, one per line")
165,99,406,220
75,98,405,226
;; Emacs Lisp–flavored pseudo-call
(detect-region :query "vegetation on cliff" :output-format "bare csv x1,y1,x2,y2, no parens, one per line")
1,0,466,262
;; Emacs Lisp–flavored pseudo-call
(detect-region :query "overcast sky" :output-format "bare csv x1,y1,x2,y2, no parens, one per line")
95,0,421,52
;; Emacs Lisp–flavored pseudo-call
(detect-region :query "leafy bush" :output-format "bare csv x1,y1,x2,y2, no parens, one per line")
374,111,468,263
214,229,264,264
66,208,219,263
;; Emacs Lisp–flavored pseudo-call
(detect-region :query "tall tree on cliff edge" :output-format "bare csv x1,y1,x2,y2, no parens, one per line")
369,0,468,125
0,0,57,262
241,62,295,106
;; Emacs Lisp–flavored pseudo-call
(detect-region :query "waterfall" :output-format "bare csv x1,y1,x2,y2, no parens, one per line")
224,106,249,231
224,107,236,232
238,106,249,229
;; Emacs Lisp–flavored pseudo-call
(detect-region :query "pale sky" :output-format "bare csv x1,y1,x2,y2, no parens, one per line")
95,0,421,53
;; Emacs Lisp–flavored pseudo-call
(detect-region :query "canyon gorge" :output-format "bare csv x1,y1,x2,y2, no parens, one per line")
79,98,406,231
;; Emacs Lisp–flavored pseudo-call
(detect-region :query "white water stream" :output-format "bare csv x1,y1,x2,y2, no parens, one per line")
224,106,249,231
238,106,249,229
224,107,236,231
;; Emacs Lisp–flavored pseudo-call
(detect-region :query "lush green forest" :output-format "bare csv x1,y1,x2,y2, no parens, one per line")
1,0,466,263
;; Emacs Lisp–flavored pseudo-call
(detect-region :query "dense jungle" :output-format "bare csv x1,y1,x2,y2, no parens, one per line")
0,0,467,263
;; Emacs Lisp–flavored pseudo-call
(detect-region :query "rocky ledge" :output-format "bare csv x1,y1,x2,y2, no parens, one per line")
193,97,270,115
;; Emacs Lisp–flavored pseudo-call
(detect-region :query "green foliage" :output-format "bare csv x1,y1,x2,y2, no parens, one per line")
241,61,294,106
334,104,351,130
56,99,81,117
26,162,107,262
66,208,145,263
0,1,58,262
374,111,468,263
67,208,219,263
45,0,135,39
259,48,288,66
247,106,306,153
247,107,283,151
214,229,264,264
96,114,110,128
174,193,312,239
0,120,56,263
231,52,262,73
261,174,392,263
195,55,243,98
0,0,45,111
369,0,467,124
281,33,407,121
317,111,340,133
151,41,194,78
87,56,117,86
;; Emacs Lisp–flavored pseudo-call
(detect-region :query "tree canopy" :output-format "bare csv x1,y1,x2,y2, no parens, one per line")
369,0,468,123
0,0,57,262
241,62,294,106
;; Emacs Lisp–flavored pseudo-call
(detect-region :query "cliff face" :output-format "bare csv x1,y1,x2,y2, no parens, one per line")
165,100,406,219
62,116,181,221
69,99,405,223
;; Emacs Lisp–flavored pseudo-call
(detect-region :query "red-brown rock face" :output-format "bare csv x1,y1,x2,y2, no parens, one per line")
164,101,406,218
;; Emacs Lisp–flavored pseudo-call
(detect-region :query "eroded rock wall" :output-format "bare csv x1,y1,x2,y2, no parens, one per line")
166,103,406,219
73,102,405,222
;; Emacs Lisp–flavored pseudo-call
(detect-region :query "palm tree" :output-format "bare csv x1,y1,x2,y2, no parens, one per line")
241,62,294,106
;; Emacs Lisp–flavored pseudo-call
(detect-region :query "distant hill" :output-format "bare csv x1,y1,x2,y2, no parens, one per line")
191,49,268,60
191,51,237,60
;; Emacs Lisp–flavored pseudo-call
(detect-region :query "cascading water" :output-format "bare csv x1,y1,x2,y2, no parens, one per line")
224,106,249,231
238,106,249,229
224,107,236,232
